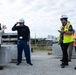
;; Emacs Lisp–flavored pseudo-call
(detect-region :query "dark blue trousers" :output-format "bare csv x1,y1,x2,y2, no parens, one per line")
17,40,31,63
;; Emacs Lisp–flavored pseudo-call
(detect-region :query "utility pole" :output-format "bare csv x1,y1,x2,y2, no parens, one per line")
35,33,36,45
0,23,1,30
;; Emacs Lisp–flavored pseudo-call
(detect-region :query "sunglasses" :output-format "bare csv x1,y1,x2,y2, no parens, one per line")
19,22,23,24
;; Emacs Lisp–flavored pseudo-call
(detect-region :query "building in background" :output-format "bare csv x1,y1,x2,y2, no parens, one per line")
46,35,57,42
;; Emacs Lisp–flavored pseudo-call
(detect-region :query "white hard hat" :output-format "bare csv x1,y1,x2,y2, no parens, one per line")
60,15,68,19
19,18,25,23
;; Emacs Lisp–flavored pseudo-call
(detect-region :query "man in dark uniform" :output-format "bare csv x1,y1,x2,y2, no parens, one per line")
12,18,33,66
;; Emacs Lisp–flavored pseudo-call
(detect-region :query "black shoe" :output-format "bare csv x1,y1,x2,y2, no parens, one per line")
0,67,3,70
60,59,63,62
68,60,71,62
16,62,21,65
60,64,65,68
60,63,65,68
27,63,33,66
64,63,69,66
74,67,76,70
60,59,62,61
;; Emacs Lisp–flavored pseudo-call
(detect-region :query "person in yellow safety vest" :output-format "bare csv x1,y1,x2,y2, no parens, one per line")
73,31,76,70
58,15,74,68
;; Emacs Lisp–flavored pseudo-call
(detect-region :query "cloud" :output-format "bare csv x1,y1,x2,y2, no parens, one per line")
6,0,15,4
0,0,76,38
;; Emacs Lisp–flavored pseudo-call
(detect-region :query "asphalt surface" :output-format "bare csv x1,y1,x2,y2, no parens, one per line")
0,52,76,75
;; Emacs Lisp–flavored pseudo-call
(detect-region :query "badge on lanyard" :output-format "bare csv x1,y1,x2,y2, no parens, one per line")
19,36,23,39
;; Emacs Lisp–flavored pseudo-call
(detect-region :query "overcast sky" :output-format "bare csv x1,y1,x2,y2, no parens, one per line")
0,0,76,38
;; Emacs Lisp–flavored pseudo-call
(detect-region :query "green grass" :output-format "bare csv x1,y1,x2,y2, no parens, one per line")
32,47,52,52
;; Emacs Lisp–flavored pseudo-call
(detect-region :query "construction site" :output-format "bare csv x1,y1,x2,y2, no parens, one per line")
0,32,76,75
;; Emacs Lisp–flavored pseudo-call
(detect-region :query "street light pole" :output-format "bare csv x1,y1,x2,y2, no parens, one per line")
35,33,36,45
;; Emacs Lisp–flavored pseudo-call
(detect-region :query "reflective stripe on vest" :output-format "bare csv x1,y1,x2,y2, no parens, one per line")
63,23,73,43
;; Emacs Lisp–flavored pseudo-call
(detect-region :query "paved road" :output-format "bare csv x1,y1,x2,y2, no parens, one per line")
0,52,76,75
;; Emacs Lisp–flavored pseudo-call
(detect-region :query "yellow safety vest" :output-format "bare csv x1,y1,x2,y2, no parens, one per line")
58,23,73,43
